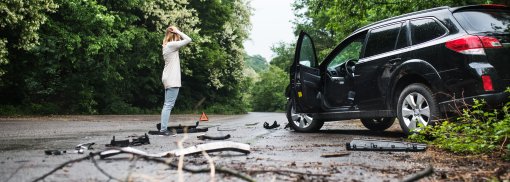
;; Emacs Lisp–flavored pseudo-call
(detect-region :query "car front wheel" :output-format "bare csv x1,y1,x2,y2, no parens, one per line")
396,83,439,135
286,99,324,132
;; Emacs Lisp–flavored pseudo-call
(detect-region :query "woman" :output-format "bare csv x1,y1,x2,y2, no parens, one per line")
158,26,192,136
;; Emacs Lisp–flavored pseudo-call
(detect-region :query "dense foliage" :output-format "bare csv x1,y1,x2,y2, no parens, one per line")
244,54,268,73
0,0,251,114
409,90,510,160
250,66,287,112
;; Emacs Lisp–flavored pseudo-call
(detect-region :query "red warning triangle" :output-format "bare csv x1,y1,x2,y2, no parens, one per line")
199,112,209,121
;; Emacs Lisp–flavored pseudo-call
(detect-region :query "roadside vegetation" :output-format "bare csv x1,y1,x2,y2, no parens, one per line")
1,0,509,116
0,0,251,115
409,88,510,161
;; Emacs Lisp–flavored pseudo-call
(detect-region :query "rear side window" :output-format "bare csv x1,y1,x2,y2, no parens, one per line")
365,23,401,57
410,19,447,45
453,9,510,34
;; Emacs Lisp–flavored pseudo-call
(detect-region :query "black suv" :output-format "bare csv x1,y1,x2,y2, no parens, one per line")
286,5,510,134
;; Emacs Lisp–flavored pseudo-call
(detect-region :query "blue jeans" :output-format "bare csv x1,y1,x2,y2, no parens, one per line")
160,87,179,132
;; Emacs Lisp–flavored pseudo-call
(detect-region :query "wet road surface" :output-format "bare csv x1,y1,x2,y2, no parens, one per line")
0,112,507,181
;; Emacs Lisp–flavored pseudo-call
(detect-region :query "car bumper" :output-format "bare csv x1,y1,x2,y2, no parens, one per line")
439,91,509,113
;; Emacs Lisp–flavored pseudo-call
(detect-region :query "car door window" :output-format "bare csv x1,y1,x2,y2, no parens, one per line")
410,18,447,45
299,35,317,67
364,23,402,57
328,41,363,69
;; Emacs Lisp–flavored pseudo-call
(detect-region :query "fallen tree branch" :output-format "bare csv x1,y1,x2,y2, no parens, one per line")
32,154,92,182
202,151,216,182
100,141,250,158
246,169,331,177
90,154,122,182
402,166,434,182
178,130,189,182
321,152,350,158
32,150,256,182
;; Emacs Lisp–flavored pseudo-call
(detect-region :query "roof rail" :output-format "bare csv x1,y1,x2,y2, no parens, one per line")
354,6,450,32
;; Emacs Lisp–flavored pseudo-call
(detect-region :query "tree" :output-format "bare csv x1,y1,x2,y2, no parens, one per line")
270,42,295,73
0,0,252,115
0,0,58,76
244,54,268,73
251,66,287,112
183,0,252,114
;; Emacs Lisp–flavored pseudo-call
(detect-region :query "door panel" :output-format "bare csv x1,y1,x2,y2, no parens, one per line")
291,31,320,113
356,23,404,110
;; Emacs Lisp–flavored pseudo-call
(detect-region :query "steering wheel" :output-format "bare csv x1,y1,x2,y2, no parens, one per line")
344,59,357,78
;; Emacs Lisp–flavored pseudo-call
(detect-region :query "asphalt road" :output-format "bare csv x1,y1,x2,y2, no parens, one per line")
0,113,507,181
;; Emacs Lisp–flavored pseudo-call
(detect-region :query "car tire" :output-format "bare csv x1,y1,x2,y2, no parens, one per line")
396,83,439,135
360,117,395,131
286,99,324,132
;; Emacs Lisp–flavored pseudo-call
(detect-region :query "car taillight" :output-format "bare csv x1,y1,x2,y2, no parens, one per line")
445,35,503,55
481,75,494,91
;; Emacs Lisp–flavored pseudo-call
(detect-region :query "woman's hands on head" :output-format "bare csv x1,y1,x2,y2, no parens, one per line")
167,26,179,33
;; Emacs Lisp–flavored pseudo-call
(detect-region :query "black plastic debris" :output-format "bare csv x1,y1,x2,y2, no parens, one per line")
106,136,130,147
44,150,67,155
156,121,199,131
153,121,208,134
197,134,231,140
106,134,150,147
131,133,150,146
284,122,291,129
346,138,426,152
263,121,280,129
45,142,95,155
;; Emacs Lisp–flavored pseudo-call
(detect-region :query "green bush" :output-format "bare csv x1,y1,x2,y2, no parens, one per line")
250,66,288,112
409,88,510,160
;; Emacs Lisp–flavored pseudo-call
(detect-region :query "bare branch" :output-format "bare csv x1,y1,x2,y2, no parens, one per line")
90,154,122,182
202,150,215,182
178,128,189,182
32,154,92,182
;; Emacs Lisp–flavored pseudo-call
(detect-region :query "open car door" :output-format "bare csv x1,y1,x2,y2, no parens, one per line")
290,31,321,113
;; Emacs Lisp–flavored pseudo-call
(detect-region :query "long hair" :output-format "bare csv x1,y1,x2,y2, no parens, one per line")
162,26,181,46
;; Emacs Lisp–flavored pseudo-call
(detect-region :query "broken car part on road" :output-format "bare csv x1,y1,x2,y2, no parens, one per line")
151,121,208,134
197,134,231,140
156,121,200,131
263,121,280,129
44,142,96,155
100,141,251,159
106,133,150,147
346,138,426,151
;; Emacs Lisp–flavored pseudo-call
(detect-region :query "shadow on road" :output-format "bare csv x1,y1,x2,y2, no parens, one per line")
319,129,406,138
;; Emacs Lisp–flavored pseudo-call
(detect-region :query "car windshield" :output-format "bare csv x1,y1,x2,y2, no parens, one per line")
453,9,510,34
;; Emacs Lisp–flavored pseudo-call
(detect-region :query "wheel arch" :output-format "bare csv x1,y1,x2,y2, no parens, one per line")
387,59,444,110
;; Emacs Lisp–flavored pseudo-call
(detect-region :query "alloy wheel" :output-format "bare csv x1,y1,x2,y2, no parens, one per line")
401,92,430,131
290,105,313,128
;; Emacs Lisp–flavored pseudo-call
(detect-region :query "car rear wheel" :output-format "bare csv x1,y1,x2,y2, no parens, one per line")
360,117,395,131
396,83,439,135
286,99,324,132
